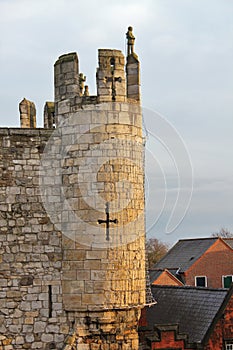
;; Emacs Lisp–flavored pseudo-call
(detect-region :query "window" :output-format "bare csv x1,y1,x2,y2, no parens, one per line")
223,276,233,288
225,342,233,350
195,276,207,287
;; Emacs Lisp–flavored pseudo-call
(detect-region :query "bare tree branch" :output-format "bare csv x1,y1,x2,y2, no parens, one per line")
211,227,233,238
146,238,169,268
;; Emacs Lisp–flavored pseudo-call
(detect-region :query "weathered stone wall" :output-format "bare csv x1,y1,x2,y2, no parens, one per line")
0,128,73,349
40,100,146,348
0,45,145,349
0,123,145,349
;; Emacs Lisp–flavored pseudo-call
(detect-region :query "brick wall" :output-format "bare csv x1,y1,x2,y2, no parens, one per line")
152,330,186,349
204,295,233,350
152,270,183,286
139,295,233,350
185,240,233,288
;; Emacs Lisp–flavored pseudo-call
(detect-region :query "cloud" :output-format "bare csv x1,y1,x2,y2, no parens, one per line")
0,0,50,22
0,0,232,243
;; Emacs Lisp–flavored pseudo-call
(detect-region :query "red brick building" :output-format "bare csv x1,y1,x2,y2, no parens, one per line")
139,285,233,350
151,269,183,286
150,238,233,288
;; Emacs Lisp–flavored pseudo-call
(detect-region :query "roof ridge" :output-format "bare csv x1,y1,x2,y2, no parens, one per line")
177,237,218,242
151,284,229,292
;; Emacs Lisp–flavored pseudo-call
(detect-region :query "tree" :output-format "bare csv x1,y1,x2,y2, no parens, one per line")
146,238,169,268
211,227,233,238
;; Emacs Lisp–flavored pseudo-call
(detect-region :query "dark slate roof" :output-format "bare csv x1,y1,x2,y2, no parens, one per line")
224,238,233,249
145,285,231,344
149,270,162,284
154,238,218,272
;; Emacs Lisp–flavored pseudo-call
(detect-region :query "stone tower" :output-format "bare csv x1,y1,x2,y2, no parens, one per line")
46,33,145,348
0,28,145,349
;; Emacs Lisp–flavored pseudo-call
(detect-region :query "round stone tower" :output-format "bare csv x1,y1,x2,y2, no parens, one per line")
41,33,145,349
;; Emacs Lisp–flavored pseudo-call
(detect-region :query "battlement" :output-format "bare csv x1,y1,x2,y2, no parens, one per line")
19,46,140,129
19,98,36,128
97,49,126,103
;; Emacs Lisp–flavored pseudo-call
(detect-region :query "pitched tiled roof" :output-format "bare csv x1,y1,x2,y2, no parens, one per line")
150,269,184,285
145,285,231,344
154,238,218,272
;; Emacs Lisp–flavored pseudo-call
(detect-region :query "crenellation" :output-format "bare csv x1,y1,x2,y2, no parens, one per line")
43,102,55,129
19,98,37,129
54,52,80,102
97,49,127,103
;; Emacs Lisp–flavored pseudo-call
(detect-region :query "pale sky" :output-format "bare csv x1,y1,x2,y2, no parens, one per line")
0,0,233,245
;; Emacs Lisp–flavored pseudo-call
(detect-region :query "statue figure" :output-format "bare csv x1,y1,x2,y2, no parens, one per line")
79,73,86,95
126,26,135,56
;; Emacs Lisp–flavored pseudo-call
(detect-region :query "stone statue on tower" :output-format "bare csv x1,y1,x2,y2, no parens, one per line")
126,26,135,56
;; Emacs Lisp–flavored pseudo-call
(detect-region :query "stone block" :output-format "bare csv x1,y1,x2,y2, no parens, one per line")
91,270,106,281
24,317,34,325
62,270,76,280
60,324,70,334
31,342,43,349
34,321,46,333
64,249,86,261
41,333,54,343
15,336,24,345
84,281,93,293
38,292,48,301
84,260,101,269
52,302,62,310
82,293,104,305
86,250,107,260
62,280,84,294
63,294,81,310
9,325,21,333
52,285,60,294
0,279,7,287
6,291,21,299
76,270,90,281
76,345,89,350
25,334,34,343
25,311,39,317
57,100,70,114
62,261,84,270
20,244,32,253
54,333,65,342
3,346,13,350
31,300,42,309
46,324,59,333
20,301,31,311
